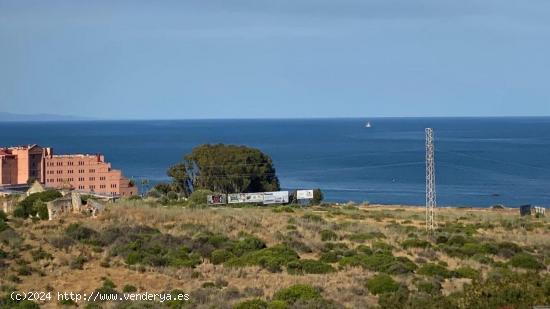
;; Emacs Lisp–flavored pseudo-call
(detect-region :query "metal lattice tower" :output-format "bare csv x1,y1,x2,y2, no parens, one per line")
425,128,437,232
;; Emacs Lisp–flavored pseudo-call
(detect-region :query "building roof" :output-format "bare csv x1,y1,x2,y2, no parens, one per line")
8,144,40,150
51,154,102,158
27,181,46,196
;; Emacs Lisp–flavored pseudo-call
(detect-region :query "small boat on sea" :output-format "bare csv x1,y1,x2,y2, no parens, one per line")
365,121,372,128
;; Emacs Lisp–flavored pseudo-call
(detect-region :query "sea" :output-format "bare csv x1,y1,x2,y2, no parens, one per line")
1,117,550,207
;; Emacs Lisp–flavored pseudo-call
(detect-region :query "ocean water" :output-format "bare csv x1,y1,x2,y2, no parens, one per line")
1,117,550,207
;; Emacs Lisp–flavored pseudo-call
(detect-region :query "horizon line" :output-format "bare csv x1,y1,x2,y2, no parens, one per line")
2,115,550,122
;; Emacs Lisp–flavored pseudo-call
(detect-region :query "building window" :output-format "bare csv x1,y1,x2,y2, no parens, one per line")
89,177,95,181
89,169,95,173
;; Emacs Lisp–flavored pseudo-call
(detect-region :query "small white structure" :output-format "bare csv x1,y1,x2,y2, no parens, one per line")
534,206,546,216
297,190,314,200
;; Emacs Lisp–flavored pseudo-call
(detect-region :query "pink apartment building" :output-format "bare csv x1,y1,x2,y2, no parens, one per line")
0,145,137,197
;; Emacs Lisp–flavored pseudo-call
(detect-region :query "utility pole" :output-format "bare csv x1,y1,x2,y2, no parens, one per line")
425,128,437,233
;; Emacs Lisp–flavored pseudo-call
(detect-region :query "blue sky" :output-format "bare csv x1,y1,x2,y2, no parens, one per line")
1,0,549,119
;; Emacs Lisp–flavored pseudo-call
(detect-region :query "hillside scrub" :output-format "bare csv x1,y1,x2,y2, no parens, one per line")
0,202,548,308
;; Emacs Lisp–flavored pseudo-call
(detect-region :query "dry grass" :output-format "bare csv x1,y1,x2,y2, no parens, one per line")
1,201,548,308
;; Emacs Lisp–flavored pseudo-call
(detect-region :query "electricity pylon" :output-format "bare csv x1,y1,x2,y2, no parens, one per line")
425,128,437,233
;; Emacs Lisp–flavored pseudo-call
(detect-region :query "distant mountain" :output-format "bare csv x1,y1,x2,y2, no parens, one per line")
0,112,92,122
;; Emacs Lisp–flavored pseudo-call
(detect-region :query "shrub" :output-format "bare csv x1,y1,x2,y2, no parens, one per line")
417,263,451,278
0,210,7,222
50,236,75,249
319,251,339,263
14,189,62,218
386,257,418,274
210,249,234,265
33,200,49,220
416,279,441,294
225,244,299,272
301,213,325,223
366,274,400,295
65,224,101,244
447,234,467,246
0,219,8,233
452,270,550,309
122,285,137,293
69,255,87,270
232,234,266,256
267,300,288,309
509,253,545,270
435,235,448,244
233,299,268,309
497,241,523,258
348,232,385,243
371,241,393,252
58,298,77,306
17,265,33,276
454,266,480,280
320,229,338,241
31,248,53,261
286,259,335,275
272,284,321,304
166,191,179,200
273,206,295,213
189,189,214,205
93,279,118,302
355,245,372,255
460,243,488,256
401,238,431,249
109,226,202,268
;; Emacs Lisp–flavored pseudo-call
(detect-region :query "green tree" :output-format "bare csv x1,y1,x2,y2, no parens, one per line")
167,163,191,196
311,188,324,205
168,144,280,195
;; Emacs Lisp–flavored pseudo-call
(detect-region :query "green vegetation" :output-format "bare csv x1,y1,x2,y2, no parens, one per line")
189,189,215,205
2,199,549,309
417,263,451,278
509,252,545,270
13,190,62,219
320,229,338,241
400,238,431,249
339,248,417,275
0,210,8,232
366,274,400,295
225,244,299,272
163,144,280,197
272,284,321,303
286,259,335,275
311,188,324,205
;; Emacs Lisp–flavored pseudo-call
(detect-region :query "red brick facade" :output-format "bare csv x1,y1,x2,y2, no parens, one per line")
0,145,137,197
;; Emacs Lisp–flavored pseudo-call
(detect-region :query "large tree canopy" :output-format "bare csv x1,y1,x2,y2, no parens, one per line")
167,144,280,195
